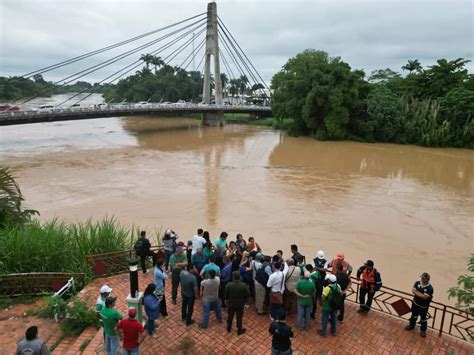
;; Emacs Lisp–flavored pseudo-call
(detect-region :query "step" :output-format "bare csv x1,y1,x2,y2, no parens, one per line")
51,334,79,354
63,326,98,354
81,328,105,355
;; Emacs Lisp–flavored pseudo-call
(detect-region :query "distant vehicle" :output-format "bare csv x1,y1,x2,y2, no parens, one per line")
98,103,107,107
138,101,149,105
71,103,81,107
198,102,208,106
173,100,186,105
38,105,54,110
0,105,19,112
160,102,172,105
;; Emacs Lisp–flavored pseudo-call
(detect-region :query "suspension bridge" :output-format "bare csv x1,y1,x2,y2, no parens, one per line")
0,2,272,126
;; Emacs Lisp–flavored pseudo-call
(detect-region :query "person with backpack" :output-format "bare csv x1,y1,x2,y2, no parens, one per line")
16,326,51,355
356,260,382,314
268,310,294,355
162,229,178,270
318,274,342,337
254,255,271,315
134,231,156,274
294,271,315,331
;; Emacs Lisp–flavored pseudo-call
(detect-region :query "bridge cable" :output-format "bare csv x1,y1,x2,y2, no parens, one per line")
218,17,271,93
218,23,268,100
22,18,207,106
181,37,206,70
22,12,206,78
59,23,207,107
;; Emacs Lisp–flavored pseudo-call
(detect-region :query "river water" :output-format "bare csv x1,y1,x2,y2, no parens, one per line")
0,95,473,304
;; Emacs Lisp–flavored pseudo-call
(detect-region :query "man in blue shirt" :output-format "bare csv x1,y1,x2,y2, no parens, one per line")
405,272,434,338
200,256,221,279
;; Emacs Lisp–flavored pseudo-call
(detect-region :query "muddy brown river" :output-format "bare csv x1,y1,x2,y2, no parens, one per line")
1,115,473,304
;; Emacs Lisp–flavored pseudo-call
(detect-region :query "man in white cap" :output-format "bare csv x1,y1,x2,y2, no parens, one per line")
318,274,341,337
312,250,327,314
96,285,113,321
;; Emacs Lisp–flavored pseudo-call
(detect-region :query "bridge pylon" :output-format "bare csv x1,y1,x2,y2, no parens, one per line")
202,2,224,126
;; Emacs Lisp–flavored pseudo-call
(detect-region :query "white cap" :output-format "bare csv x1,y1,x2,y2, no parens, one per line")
304,271,311,279
100,285,113,293
317,250,325,259
325,274,337,283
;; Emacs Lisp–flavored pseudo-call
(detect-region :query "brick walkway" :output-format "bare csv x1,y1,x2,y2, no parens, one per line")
76,272,473,355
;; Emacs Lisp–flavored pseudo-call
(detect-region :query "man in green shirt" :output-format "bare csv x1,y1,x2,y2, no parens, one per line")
100,296,122,355
169,246,188,304
294,271,315,331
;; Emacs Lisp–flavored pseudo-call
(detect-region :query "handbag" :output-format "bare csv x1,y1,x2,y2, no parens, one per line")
270,271,285,304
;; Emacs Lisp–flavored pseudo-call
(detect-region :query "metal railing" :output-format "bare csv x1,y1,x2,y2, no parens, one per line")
0,272,85,297
85,246,164,277
346,277,473,342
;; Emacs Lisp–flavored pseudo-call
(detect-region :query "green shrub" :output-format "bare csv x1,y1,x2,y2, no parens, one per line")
60,297,99,335
37,295,68,320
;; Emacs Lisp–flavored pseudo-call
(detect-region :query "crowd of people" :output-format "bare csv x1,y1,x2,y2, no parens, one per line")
15,228,434,355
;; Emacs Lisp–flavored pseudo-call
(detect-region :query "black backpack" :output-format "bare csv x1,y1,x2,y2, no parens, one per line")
256,264,270,287
134,239,144,255
329,285,343,311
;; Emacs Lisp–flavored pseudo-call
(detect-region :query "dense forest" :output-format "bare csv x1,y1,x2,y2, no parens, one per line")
272,50,473,148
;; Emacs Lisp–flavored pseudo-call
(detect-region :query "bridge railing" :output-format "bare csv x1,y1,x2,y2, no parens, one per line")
0,272,85,297
346,277,473,342
0,103,271,118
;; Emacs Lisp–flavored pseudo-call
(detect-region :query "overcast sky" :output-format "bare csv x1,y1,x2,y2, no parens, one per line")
1,0,472,86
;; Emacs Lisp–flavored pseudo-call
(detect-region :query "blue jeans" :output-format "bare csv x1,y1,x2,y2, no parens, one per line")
321,309,336,336
202,300,223,327
145,317,156,335
104,334,120,355
272,347,292,355
123,348,140,355
297,303,312,330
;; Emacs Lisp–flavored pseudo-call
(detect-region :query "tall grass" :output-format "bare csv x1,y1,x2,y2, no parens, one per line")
0,217,136,278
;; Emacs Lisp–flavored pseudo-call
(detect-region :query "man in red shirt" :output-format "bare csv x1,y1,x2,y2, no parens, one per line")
116,308,145,355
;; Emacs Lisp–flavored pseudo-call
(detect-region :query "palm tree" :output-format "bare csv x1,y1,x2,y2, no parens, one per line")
150,56,165,74
238,75,249,95
140,54,154,70
401,59,423,75
229,79,239,98
0,166,38,227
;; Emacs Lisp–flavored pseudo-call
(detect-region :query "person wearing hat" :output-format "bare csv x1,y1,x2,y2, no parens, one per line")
405,273,434,338
356,260,382,314
325,252,353,276
313,250,327,288
116,308,145,355
96,285,113,319
169,246,188,305
100,296,122,355
318,274,341,337
294,270,316,331
162,229,179,270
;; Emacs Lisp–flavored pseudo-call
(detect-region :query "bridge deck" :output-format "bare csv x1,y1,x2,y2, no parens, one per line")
0,103,272,126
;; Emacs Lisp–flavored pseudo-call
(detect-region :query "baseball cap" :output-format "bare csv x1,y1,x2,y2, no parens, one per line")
317,250,325,259
304,271,311,279
100,285,113,294
325,274,337,283
105,296,117,306
128,308,137,318
336,252,344,260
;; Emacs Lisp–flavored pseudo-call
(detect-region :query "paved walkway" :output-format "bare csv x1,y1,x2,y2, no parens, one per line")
77,272,473,354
